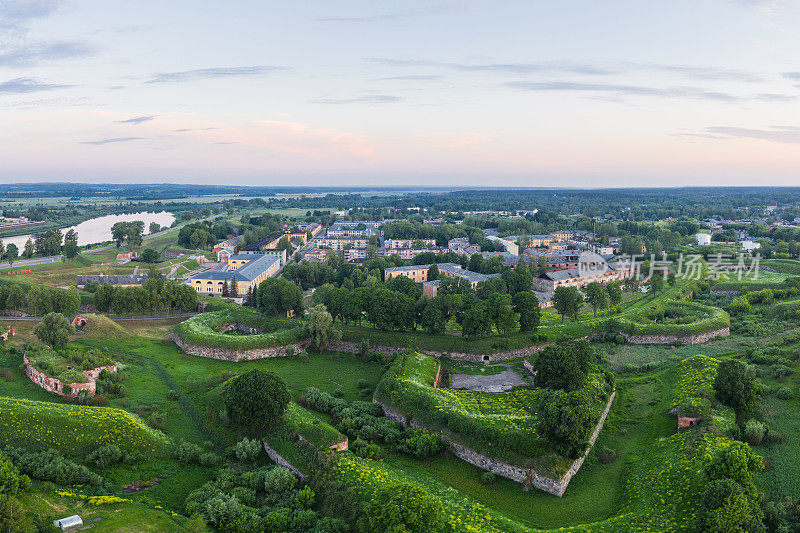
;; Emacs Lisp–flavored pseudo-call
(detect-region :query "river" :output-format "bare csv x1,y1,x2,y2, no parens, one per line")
0,211,175,250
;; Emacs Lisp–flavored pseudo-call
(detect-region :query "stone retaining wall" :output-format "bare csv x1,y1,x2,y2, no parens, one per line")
23,355,117,398
172,331,310,362
262,442,306,480
621,326,729,345
373,391,616,497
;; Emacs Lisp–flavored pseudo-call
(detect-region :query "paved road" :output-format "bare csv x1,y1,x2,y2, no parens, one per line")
0,255,63,269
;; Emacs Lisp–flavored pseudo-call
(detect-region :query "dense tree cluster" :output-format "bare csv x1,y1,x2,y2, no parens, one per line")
223,369,290,428
0,284,80,316
93,272,198,315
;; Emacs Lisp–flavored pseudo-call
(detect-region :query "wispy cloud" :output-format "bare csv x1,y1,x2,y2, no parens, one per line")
377,75,444,81
782,72,800,80
311,94,401,104
145,66,286,84
79,137,144,145
0,77,70,93
504,80,794,102
705,125,800,144
116,115,156,124
212,141,238,145
0,40,96,66
368,58,764,82
174,127,218,132
315,4,463,23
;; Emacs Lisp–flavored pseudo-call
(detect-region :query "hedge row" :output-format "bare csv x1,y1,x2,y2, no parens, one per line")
609,300,729,337
173,309,307,350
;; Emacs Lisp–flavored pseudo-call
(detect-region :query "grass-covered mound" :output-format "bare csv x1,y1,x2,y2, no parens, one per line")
333,431,736,532
375,353,612,475
613,300,729,337
670,354,736,434
79,313,133,340
173,308,307,350
0,397,170,456
284,402,347,450
25,345,115,383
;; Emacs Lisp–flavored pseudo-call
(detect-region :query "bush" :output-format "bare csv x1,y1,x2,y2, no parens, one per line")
147,411,166,430
400,429,445,459
480,472,496,485
85,444,139,468
1,446,101,486
232,438,261,462
598,446,618,464
359,483,444,533
743,419,766,446
776,387,793,400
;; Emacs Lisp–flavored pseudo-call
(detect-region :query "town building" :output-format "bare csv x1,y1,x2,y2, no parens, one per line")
696,233,712,246
384,238,436,249
188,253,281,295
532,260,635,292
384,262,500,288
485,235,519,255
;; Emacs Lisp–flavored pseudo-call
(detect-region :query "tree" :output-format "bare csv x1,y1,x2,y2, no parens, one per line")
359,483,444,533
303,304,341,351
64,228,78,244
111,222,128,247
0,459,29,497
552,286,583,323
6,285,24,311
223,369,290,428
221,280,229,297
22,239,34,259
4,244,18,265
63,240,79,259
698,441,765,531
420,299,446,335
0,240,4,261
485,293,519,334
229,275,238,297
535,389,593,458
513,291,541,332
460,298,493,338
149,222,161,234
649,274,664,295
620,236,642,256
257,278,302,316
533,340,594,392
606,282,622,307
427,263,439,281
714,360,759,415
140,248,160,263
0,495,34,533
584,282,608,317
94,284,116,312
33,312,75,349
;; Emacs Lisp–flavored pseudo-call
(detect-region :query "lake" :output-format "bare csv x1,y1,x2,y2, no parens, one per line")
1,211,175,250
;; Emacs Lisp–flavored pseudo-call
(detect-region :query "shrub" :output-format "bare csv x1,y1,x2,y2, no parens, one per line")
147,411,166,430
400,429,445,459
166,390,179,401
1,446,101,486
598,446,618,464
359,483,444,533
743,420,766,446
232,438,261,462
0,459,30,497
776,387,793,400
480,472,496,485
85,444,139,468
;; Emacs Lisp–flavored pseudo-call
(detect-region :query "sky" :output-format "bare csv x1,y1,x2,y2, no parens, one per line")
1,0,800,187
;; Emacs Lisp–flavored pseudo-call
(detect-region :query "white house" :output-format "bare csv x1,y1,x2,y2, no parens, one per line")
696,233,711,246
742,240,761,252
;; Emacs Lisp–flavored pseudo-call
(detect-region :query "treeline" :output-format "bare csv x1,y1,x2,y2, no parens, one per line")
0,283,80,316
177,219,235,250
92,274,198,315
311,262,541,338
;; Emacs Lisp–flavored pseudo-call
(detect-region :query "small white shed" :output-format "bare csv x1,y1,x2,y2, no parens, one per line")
53,515,83,530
